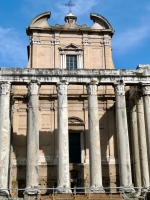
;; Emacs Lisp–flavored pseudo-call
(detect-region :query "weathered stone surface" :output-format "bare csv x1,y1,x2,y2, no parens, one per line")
135,94,149,187
87,80,104,192
56,81,71,193
0,83,11,198
114,84,132,188
0,68,150,84
130,102,141,188
25,82,40,196
142,85,150,178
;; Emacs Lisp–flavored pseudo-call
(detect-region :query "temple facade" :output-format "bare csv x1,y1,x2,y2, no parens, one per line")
0,12,150,200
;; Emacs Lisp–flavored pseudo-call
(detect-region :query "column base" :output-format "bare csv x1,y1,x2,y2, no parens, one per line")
0,190,9,199
121,187,142,199
89,186,105,193
24,187,40,200
55,186,72,194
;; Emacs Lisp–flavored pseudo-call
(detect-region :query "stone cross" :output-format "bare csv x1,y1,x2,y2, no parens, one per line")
65,0,75,13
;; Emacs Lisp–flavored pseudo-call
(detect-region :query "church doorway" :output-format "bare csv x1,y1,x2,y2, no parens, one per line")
69,132,81,163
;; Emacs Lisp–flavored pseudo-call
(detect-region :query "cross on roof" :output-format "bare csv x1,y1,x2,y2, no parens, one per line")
65,0,75,13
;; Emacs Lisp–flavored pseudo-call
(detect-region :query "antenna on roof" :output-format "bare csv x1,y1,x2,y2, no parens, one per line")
65,0,75,13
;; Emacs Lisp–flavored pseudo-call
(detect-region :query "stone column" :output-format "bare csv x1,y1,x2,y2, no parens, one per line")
142,85,150,181
0,82,11,199
86,80,104,192
56,80,71,193
130,101,141,187
114,83,132,188
24,82,40,199
135,93,149,187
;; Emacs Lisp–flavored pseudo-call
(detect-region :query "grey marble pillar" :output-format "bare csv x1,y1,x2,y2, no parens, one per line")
142,85,150,182
114,83,132,188
56,80,71,193
130,101,141,188
135,93,149,187
86,80,104,193
24,82,40,198
0,82,11,199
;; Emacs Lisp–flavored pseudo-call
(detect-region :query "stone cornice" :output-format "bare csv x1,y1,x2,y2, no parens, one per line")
0,68,150,85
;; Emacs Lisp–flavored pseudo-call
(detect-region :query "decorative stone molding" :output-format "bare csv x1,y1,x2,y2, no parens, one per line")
68,116,85,124
32,38,41,44
0,82,11,95
24,187,41,196
51,39,60,45
114,84,125,96
1,68,150,84
87,79,98,96
100,40,111,46
87,84,98,96
142,85,150,96
82,39,91,45
56,81,68,95
28,82,40,95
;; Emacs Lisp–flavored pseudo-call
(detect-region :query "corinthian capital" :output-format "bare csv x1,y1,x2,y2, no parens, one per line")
86,80,98,96
28,82,40,95
142,85,150,96
114,83,125,96
0,82,11,95
56,81,68,96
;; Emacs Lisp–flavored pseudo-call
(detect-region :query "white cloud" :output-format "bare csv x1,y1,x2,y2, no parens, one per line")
0,27,27,67
112,25,150,55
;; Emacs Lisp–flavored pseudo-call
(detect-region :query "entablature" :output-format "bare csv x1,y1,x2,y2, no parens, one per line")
1,66,150,85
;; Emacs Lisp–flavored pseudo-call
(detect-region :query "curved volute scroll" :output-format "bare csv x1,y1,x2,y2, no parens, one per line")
28,12,51,28
90,13,114,32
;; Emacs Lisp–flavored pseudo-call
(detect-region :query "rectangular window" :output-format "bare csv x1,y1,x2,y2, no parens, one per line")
66,55,77,70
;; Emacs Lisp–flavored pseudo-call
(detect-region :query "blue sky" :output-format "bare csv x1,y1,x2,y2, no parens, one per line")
0,0,150,69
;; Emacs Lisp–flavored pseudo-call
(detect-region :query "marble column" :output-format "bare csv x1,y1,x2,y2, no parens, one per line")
0,82,11,199
135,93,149,187
114,83,132,188
24,82,40,198
86,80,104,192
142,85,150,181
56,80,71,193
130,101,141,187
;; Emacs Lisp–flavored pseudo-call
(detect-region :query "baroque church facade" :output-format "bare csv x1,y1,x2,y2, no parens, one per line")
0,11,150,200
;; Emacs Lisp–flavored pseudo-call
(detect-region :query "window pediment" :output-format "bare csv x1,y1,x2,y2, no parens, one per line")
68,117,85,125
59,43,83,51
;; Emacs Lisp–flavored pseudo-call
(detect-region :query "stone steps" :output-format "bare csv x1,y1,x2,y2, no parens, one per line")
40,193,123,200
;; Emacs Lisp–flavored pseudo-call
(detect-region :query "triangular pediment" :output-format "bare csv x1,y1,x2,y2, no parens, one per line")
59,43,83,51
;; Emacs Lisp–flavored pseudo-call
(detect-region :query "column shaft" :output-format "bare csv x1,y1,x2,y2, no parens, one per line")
0,83,11,198
25,82,40,197
115,84,132,187
142,85,150,182
130,101,141,187
56,81,71,193
87,81,104,192
136,94,149,187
